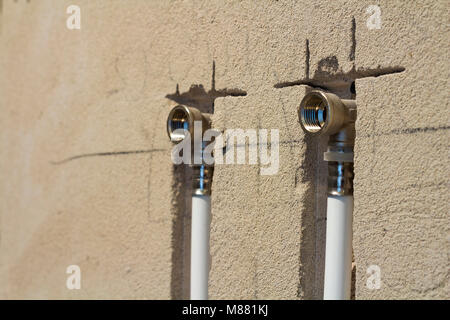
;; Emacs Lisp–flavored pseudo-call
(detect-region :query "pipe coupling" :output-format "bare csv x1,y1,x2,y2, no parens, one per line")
192,165,213,196
327,161,354,196
298,90,356,196
167,104,211,143
167,105,213,195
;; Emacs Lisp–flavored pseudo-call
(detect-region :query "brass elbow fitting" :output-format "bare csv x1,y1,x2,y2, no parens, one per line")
167,105,213,195
298,91,357,196
167,105,211,143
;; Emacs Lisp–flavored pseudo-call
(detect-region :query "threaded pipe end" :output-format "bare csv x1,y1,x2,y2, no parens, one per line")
299,92,331,134
168,107,190,142
301,103,327,132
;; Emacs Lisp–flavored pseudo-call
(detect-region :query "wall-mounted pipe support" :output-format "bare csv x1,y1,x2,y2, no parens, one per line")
167,105,213,300
298,90,356,300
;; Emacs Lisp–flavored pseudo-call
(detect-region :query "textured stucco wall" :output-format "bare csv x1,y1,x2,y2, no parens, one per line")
0,0,448,299
353,1,449,299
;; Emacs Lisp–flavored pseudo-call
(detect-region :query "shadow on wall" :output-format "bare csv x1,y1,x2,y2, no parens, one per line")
280,17,405,299
274,18,405,98
296,102,328,299
166,61,247,114
167,14,405,298
166,61,247,299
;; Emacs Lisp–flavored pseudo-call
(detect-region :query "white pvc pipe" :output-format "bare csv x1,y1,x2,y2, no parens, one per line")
190,195,211,300
323,195,353,300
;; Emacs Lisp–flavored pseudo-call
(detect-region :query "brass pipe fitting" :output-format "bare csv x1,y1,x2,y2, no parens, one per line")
298,90,356,196
167,105,213,195
167,105,211,143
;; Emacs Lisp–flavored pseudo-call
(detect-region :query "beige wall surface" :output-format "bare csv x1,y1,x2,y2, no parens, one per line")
0,0,448,299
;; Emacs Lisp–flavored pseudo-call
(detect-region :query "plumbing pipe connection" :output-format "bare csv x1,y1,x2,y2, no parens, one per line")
298,90,356,300
167,105,213,195
190,194,211,300
323,195,353,299
167,105,213,300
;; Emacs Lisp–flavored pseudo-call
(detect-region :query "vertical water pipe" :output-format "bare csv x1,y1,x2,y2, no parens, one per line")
167,105,213,300
298,90,356,300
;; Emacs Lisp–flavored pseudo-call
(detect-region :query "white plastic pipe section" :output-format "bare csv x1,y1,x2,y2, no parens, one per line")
190,195,211,300
323,195,353,300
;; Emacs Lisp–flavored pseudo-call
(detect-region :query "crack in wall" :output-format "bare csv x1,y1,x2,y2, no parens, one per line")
50,149,165,165
274,66,405,92
274,17,405,97
166,61,247,114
